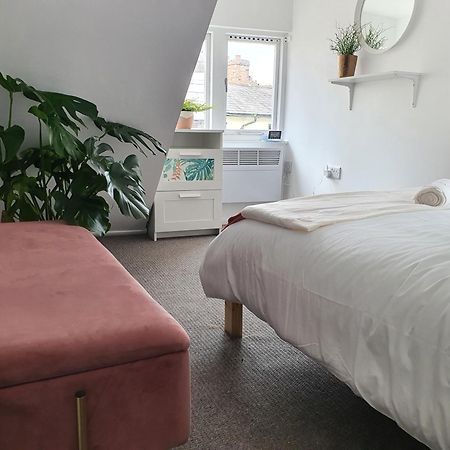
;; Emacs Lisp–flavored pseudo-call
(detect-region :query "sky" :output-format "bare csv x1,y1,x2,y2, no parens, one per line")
228,40,276,86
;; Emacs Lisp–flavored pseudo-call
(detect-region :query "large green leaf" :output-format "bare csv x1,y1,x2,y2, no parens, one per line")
0,174,44,221
37,92,98,133
0,160,20,183
70,163,107,198
18,146,72,194
95,117,166,156
18,77,98,133
9,174,44,199
0,125,25,163
84,138,114,175
106,161,148,219
0,73,22,93
12,197,42,221
47,115,82,159
52,163,110,235
54,191,111,236
28,105,48,122
123,154,143,183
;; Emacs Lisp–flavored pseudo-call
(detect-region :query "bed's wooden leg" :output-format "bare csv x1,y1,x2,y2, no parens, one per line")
225,301,243,338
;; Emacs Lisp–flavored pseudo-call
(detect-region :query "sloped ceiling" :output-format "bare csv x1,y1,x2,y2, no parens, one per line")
0,0,218,232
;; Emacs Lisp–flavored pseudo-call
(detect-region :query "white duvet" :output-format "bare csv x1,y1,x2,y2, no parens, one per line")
242,189,429,231
200,208,450,450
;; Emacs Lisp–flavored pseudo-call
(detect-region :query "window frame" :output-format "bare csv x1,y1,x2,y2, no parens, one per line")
225,33,282,134
185,32,212,130
204,32,213,129
186,27,289,138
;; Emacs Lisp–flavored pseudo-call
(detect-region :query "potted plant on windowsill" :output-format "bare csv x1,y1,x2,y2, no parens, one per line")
330,24,361,78
177,99,212,130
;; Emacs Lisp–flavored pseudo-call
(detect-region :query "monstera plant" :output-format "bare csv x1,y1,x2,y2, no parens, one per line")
0,73,165,235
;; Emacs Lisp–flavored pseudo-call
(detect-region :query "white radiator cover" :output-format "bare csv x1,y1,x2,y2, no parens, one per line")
223,145,285,203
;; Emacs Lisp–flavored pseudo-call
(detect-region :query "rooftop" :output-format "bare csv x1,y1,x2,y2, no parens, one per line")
227,83,273,116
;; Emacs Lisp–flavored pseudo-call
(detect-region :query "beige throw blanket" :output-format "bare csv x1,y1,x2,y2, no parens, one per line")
415,179,450,207
241,189,432,232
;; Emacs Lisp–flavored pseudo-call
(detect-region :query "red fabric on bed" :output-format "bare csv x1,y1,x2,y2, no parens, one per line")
222,212,245,231
0,221,190,449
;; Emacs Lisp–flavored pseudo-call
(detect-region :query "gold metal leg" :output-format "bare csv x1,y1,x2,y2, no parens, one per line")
225,301,243,338
75,391,88,450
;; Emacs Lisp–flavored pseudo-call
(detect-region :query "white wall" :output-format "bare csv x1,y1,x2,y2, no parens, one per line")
285,0,450,197
211,0,293,31
0,0,217,233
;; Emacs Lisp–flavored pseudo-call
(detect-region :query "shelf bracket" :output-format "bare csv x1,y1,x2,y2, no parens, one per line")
339,83,354,110
397,73,421,108
348,85,355,111
412,80,418,108
410,76,420,108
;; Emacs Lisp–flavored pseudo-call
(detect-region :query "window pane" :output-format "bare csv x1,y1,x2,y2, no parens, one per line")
227,39,276,131
185,40,209,129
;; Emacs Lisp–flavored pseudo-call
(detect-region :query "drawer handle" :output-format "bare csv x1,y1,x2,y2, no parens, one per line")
179,193,201,199
179,152,202,157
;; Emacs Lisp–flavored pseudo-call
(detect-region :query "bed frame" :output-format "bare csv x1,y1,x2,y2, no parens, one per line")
225,301,243,338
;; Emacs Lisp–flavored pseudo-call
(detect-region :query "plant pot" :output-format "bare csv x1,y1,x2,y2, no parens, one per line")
338,54,358,78
176,111,194,130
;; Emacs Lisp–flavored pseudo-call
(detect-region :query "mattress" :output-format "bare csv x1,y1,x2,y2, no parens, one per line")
200,208,450,450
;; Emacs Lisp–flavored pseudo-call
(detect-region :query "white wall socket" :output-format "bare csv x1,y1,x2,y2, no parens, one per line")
324,165,342,180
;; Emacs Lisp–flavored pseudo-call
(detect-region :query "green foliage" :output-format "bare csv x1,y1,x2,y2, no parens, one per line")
162,158,215,182
182,99,212,113
329,24,361,55
362,23,387,50
0,72,165,235
184,159,214,181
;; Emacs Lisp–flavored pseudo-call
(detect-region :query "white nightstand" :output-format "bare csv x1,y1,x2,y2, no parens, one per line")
148,129,224,240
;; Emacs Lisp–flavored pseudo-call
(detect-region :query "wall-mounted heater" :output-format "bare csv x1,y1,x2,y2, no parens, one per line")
223,145,285,204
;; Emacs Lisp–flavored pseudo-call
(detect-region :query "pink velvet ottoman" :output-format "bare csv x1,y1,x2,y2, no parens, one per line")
0,222,190,450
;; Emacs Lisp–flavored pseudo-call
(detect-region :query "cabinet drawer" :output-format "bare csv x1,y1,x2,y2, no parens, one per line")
154,190,222,233
159,148,223,191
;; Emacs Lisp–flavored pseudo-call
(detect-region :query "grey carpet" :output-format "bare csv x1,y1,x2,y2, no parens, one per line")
101,235,429,450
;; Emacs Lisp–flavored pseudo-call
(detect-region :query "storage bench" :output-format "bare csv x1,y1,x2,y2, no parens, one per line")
0,222,190,450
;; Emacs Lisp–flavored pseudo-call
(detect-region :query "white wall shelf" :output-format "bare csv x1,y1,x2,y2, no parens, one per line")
329,71,422,110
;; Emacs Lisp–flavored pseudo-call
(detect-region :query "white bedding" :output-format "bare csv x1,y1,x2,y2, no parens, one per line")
242,189,429,232
200,208,450,450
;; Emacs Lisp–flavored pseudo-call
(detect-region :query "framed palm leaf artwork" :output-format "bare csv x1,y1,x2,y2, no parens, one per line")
163,158,215,182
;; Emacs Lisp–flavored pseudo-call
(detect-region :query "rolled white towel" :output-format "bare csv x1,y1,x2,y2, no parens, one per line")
415,179,450,207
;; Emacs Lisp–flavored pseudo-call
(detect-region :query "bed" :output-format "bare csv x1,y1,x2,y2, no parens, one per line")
199,191,450,450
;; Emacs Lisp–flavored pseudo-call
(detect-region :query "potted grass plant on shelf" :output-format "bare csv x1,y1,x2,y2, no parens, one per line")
176,99,212,130
0,72,165,235
330,24,361,78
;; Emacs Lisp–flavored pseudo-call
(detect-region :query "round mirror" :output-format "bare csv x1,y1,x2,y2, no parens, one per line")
355,0,416,54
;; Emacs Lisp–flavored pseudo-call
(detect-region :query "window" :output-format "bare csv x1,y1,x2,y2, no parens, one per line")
226,36,278,131
185,36,211,129
184,29,287,135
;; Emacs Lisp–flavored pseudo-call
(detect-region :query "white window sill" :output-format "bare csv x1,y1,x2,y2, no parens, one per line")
223,134,288,148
